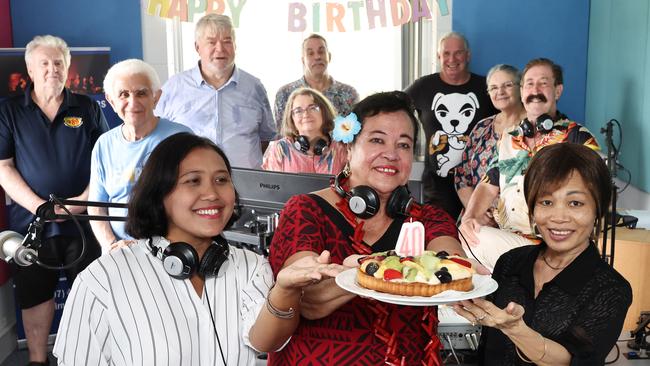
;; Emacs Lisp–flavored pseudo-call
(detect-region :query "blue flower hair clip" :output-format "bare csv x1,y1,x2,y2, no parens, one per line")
332,113,361,143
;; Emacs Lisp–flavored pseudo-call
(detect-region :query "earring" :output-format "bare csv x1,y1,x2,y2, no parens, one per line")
342,162,351,177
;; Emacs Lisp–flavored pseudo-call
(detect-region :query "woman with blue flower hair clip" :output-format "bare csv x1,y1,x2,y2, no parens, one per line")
268,91,475,365
262,87,347,174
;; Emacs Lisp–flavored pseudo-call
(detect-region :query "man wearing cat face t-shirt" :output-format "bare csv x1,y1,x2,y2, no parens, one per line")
405,32,497,220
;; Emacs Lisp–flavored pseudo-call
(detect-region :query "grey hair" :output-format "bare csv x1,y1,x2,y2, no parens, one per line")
437,31,469,53
195,14,235,41
103,59,161,98
25,35,71,68
486,64,521,86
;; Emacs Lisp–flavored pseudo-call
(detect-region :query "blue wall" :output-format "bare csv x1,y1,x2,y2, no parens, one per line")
10,0,142,63
452,0,590,123
586,0,650,192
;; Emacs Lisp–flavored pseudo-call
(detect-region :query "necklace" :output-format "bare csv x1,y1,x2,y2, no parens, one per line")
541,254,568,270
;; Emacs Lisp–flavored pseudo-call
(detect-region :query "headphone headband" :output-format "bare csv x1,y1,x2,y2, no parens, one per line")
294,135,329,156
148,236,229,279
332,170,415,219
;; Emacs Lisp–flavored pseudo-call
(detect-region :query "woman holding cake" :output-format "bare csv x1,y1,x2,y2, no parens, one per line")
454,143,632,365
268,91,470,365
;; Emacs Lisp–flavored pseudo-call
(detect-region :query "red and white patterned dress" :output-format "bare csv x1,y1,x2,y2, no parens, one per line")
268,194,458,366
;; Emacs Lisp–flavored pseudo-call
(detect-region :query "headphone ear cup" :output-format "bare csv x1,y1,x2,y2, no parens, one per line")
349,185,380,219
198,237,230,278
313,138,328,156
519,118,534,138
293,135,309,153
536,114,554,133
162,242,199,279
386,185,414,218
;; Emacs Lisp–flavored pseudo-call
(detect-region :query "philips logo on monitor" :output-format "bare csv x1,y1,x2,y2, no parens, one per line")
260,183,280,191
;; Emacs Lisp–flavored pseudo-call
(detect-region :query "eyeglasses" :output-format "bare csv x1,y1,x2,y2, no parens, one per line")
487,81,518,94
291,104,321,117
522,79,553,90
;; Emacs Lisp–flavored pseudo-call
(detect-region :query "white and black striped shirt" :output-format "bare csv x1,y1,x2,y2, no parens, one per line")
53,237,272,366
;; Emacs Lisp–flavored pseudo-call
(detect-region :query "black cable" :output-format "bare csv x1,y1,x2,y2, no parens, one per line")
616,163,632,193
205,283,228,366
33,195,87,271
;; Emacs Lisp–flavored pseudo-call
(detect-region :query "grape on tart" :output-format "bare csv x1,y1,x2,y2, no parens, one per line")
357,250,475,297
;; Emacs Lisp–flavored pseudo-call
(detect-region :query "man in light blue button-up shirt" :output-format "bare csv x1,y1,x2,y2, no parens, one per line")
155,14,276,169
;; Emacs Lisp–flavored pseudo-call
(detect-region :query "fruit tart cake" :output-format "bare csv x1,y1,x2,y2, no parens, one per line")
357,250,474,297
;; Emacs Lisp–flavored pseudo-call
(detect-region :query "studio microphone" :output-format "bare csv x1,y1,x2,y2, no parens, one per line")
0,230,37,266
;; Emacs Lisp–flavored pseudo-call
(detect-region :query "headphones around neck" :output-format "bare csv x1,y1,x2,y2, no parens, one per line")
148,236,230,279
516,113,556,138
294,135,329,156
333,170,414,219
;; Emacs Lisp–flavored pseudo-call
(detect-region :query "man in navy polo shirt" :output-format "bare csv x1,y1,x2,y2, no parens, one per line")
0,35,108,366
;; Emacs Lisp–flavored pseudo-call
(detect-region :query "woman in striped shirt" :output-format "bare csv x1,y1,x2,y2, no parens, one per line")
54,132,343,366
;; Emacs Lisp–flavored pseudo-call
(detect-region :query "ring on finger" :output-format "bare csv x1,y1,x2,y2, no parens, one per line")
476,313,488,321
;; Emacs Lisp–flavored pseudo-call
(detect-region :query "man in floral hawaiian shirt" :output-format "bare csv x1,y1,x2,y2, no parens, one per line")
274,34,358,130
458,58,599,271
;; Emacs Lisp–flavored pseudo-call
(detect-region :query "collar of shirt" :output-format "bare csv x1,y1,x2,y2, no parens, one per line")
192,62,240,90
23,84,79,113
299,75,335,92
510,242,601,296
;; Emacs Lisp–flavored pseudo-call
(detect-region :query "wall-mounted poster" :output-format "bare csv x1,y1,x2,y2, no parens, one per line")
0,47,121,128
0,47,110,97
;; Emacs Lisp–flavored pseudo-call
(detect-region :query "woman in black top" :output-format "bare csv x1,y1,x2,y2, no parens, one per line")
454,143,632,365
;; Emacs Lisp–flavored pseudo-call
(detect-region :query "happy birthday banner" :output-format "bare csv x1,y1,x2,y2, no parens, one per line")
145,0,449,31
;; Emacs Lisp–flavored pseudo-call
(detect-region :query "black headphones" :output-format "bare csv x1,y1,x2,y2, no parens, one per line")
294,135,329,156
148,236,230,279
515,113,555,138
333,170,414,219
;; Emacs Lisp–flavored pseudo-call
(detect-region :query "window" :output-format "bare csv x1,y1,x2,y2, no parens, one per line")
143,1,447,104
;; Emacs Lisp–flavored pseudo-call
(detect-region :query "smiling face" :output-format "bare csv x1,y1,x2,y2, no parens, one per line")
195,28,236,77
487,70,521,112
438,36,470,84
107,73,160,127
163,147,236,247
27,46,68,93
347,111,414,199
291,94,324,138
521,64,563,120
533,171,596,256
302,37,330,79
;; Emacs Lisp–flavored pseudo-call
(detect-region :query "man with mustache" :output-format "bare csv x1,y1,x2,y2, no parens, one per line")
458,58,599,271
405,32,497,220
274,34,358,130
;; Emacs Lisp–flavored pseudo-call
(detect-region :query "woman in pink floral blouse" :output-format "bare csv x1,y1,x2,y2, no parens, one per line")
262,88,347,174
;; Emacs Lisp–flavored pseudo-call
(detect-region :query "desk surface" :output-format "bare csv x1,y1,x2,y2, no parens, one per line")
607,227,650,243
606,331,650,365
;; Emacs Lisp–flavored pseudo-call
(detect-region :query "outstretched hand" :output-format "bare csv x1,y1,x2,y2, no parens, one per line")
453,298,525,331
342,254,365,268
276,250,347,289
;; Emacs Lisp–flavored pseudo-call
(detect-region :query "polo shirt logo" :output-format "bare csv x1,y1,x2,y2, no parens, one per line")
63,117,83,128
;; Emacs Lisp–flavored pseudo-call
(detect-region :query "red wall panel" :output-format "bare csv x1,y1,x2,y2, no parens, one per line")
0,0,12,47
